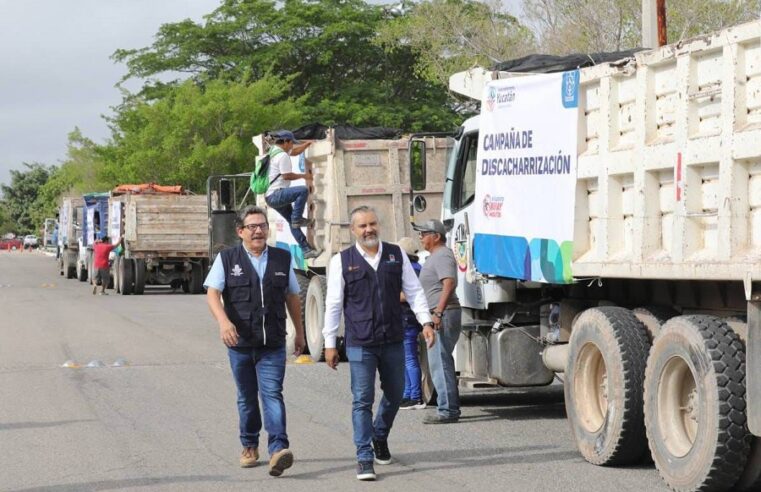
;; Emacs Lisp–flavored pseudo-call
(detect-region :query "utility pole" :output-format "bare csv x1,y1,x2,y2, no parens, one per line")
642,0,667,48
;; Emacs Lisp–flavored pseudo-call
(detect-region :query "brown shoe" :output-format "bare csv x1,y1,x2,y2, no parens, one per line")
268,448,294,477
240,447,259,468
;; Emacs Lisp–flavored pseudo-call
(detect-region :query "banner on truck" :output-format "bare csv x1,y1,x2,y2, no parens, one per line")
473,71,579,284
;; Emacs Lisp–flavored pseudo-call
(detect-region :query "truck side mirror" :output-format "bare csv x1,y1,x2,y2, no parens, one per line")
410,139,427,192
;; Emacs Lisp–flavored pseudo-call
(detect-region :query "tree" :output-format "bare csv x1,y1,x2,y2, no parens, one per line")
30,129,108,229
0,163,53,235
376,0,536,87
100,75,306,192
523,0,761,54
112,0,459,131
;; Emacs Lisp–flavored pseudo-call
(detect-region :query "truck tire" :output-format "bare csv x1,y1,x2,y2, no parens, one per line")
76,258,88,282
285,272,311,359
86,251,94,285
419,334,437,405
633,305,678,342
189,262,204,294
305,275,327,362
644,315,749,492
65,251,76,279
133,259,146,295
119,258,134,295
113,257,121,293
565,306,650,466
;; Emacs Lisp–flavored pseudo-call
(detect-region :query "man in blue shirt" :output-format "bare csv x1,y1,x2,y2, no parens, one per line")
205,205,305,477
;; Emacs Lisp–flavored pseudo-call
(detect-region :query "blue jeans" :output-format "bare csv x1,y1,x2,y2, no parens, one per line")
428,309,462,418
228,345,289,455
265,186,310,250
403,326,422,400
346,342,405,462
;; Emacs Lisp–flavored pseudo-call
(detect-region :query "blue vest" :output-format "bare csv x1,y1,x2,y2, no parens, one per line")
220,245,291,347
341,242,404,347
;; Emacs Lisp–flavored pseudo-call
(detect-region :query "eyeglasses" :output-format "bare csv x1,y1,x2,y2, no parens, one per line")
241,222,268,232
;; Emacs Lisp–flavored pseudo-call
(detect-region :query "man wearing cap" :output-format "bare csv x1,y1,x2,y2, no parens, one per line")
264,130,319,259
323,205,436,481
414,219,462,424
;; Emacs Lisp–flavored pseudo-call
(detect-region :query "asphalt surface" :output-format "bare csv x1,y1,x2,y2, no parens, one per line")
0,251,668,491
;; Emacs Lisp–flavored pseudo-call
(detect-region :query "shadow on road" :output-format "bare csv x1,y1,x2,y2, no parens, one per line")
0,419,95,431
12,475,232,492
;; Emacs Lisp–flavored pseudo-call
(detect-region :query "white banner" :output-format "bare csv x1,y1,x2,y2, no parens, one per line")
473,71,579,283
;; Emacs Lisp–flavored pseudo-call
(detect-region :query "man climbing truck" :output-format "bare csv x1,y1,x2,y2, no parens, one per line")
410,18,761,492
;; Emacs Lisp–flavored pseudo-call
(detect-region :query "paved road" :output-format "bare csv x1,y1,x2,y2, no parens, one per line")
0,252,667,491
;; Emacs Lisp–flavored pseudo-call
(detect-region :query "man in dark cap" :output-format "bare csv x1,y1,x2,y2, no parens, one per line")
264,130,319,259
413,219,462,424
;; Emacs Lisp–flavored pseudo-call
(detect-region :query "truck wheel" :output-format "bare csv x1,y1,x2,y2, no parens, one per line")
113,257,121,293
285,273,311,358
76,258,88,282
633,305,678,342
189,263,204,294
565,306,650,465
644,315,749,491
87,251,94,285
305,275,327,362
419,334,437,405
65,252,76,279
119,258,134,295
133,259,146,295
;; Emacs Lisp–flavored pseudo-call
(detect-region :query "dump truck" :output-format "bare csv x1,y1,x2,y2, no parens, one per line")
208,127,450,361
109,184,209,295
57,196,84,279
77,192,110,285
410,18,761,492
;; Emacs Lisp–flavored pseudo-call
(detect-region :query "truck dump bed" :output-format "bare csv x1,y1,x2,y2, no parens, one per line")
118,193,208,258
570,20,761,282
302,129,449,267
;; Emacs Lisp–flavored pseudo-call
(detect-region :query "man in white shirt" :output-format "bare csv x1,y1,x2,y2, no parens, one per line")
263,130,319,259
322,205,435,481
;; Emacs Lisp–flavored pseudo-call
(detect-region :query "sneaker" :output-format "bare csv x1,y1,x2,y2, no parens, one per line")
99,291,108,296
303,248,321,259
372,439,392,465
400,399,426,410
423,414,459,424
268,448,294,477
356,460,376,481
291,218,314,228
240,447,259,468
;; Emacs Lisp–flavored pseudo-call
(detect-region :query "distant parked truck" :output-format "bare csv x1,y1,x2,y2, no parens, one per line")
109,184,209,295
43,218,57,251
57,196,84,278
78,192,110,285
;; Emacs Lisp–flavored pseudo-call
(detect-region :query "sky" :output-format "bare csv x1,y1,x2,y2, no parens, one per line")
0,0,523,187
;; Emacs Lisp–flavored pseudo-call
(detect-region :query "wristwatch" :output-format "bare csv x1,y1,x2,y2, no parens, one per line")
433,311,443,318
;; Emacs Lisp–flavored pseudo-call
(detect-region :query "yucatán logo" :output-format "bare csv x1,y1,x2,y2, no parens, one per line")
562,70,579,108
485,85,516,112
231,264,244,276
482,194,505,218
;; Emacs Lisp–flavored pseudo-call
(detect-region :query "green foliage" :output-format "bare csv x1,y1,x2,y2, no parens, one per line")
112,0,459,131
101,75,305,192
376,0,536,87
0,163,53,235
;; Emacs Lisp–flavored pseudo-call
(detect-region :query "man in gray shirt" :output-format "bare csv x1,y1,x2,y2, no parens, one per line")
413,219,462,424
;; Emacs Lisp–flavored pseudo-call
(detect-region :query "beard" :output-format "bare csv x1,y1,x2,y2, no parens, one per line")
358,233,379,248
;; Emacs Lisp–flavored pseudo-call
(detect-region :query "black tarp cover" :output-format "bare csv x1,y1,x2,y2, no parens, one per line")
492,49,642,74
290,123,402,141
